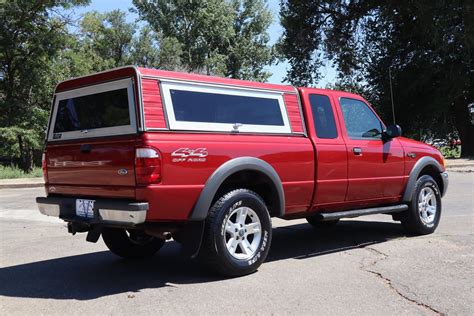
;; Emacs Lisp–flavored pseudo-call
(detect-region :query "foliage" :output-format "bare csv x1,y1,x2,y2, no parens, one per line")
440,146,461,159
0,165,43,179
279,1,473,157
0,0,91,172
1,1,277,171
133,0,274,81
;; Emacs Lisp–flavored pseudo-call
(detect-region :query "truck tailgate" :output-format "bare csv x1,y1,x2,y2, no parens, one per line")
46,138,137,192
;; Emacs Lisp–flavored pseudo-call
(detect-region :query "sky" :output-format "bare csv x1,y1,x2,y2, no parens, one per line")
70,0,336,86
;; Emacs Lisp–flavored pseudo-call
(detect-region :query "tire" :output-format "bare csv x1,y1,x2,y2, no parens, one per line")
199,189,272,277
306,216,339,229
102,228,165,259
400,175,442,235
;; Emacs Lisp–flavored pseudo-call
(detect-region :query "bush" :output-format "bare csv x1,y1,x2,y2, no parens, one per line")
0,165,43,179
439,146,461,159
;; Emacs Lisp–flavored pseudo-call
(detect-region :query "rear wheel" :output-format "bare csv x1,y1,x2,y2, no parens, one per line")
199,189,272,277
400,175,441,235
102,228,165,259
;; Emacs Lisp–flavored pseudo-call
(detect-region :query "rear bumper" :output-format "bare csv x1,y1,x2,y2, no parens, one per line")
36,196,148,226
441,172,449,197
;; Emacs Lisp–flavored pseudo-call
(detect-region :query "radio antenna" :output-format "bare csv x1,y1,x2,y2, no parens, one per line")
389,67,396,124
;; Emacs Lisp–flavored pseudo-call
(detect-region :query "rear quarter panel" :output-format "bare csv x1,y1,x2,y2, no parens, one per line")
138,133,314,221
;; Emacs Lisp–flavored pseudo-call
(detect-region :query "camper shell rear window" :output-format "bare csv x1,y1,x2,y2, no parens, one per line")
48,78,137,141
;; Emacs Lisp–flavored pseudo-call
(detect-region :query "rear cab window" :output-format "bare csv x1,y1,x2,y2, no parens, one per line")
309,94,338,139
48,78,137,141
160,81,291,134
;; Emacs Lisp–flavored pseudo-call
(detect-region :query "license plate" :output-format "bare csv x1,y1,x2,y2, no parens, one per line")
76,199,95,218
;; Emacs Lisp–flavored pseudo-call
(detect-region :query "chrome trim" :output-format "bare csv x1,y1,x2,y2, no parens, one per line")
99,209,147,225
38,203,60,217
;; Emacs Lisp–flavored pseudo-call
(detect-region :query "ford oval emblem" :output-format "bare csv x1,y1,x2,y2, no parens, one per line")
117,168,128,176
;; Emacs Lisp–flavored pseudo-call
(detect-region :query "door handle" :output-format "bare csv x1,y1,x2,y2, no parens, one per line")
353,147,362,155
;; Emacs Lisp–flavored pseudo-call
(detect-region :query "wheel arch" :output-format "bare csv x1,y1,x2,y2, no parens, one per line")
402,156,445,202
189,157,285,221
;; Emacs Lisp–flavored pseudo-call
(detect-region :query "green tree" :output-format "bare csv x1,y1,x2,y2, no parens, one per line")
227,0,274,81
0,0,90,171
130,26,161,68
279,1,473,157
77,10,136,70
133,0,274,81
76,9,183,71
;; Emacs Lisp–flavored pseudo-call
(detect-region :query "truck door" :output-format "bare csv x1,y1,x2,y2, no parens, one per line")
335,96,405,201
301,90,348,207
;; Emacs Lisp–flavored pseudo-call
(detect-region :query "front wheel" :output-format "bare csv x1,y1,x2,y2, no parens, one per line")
102,228,165,259
199,189,272,277
400,175,442,235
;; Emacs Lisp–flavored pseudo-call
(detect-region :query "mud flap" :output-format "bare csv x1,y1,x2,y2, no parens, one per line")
86,225,102,243
180,221,205,258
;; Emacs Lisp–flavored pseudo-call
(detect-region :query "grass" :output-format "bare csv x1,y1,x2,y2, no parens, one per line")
0,165,43,179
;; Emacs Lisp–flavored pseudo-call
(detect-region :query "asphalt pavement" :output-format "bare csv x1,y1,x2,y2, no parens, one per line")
0,172,472,315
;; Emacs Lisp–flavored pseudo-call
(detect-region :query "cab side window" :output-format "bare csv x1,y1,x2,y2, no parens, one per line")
339,98,383,139
309,94,338,139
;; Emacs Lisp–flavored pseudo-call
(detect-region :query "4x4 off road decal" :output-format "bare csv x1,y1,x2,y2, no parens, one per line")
171,148,208,163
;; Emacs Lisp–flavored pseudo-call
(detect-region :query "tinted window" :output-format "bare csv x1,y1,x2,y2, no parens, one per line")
339,98,383,139
309,94,338,139
170,90,284,126
54,88,130,133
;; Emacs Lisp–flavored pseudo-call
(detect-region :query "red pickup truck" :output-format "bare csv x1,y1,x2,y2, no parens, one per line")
37,66,448,276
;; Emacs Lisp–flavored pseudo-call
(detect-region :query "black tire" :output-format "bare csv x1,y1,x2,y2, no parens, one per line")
102,228,165,259
400,175,442,235
306,216,339,229
199,189,272,277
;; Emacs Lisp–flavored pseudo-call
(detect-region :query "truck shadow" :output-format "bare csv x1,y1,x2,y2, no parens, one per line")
0,220,405,300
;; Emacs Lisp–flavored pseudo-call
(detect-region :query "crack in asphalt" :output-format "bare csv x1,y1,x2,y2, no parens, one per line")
361,247,445,316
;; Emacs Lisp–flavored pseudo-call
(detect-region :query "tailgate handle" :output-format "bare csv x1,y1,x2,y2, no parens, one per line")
80,144,91,153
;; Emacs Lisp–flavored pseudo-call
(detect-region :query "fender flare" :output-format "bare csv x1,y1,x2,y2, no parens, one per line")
188,157,285,221
401,156,444,202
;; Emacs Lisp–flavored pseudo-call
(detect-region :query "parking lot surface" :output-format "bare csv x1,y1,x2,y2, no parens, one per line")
0,172,472,315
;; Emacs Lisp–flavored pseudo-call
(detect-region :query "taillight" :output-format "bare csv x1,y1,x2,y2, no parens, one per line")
41,152,48,183
135,147,161,185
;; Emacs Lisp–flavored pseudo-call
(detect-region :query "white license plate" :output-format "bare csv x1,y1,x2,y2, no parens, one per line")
76,199,95,218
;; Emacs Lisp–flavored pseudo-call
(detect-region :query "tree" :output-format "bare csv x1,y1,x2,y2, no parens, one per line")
130,26,161,68
0,0,90,171
227,0,274,81
77,10,183,71
77,10,136,70
133,0,274,81
279,1,473,157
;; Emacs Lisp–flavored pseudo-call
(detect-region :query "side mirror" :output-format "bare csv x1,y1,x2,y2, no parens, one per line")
384,124,402,139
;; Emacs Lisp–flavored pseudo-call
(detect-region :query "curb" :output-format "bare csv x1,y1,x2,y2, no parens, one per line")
0,182,44,189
